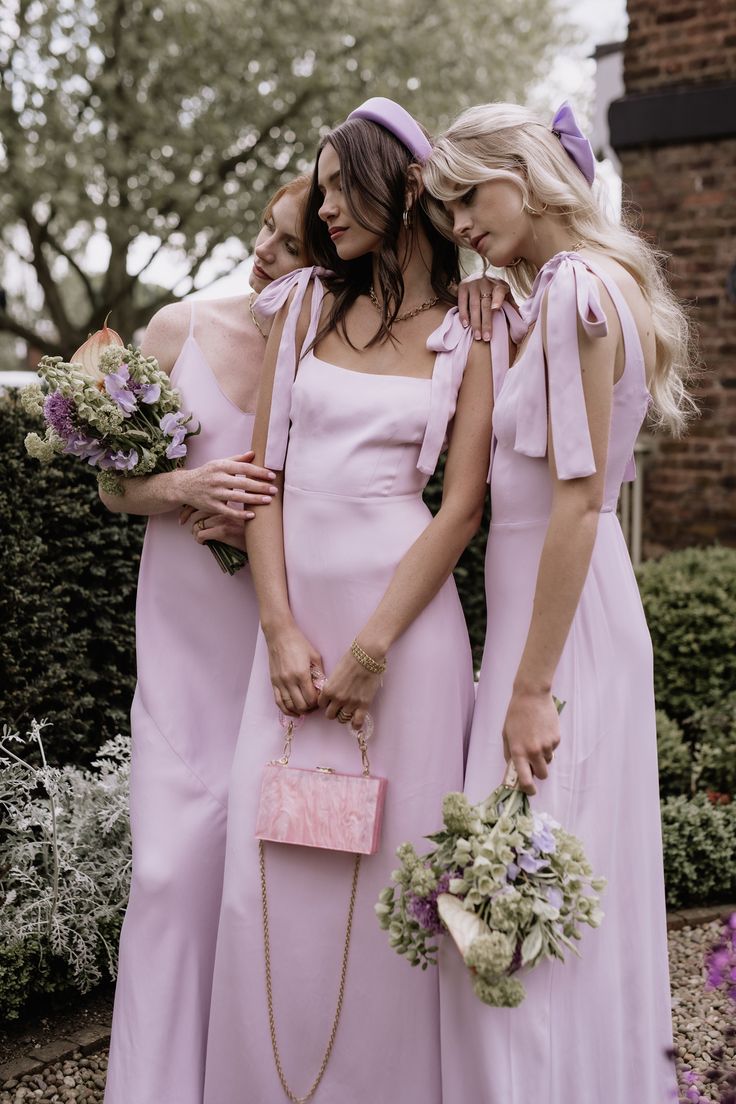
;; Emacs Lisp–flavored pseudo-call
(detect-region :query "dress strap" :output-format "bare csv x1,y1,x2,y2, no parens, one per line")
574,255,650,482
253,266,330,471
187,301,196,340
487,302,528,483
515,252,610,480
418,307,474,475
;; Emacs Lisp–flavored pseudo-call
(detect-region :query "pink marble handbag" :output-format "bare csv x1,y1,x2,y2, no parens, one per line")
255,716,387,856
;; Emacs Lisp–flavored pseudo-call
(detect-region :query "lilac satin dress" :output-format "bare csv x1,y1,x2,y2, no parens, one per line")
104,306,261,1104
203,269,488,1104
439,253,676,1104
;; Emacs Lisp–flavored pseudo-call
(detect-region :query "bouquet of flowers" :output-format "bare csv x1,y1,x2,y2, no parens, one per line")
375,767,606,1007
23,320,245,575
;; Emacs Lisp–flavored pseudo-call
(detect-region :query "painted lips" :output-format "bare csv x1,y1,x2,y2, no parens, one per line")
252,263,272,281
329,227,347,240
470,233,488,252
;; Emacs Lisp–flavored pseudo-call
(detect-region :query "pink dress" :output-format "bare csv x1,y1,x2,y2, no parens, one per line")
104,305,261,1104
439,253,676,1104
203,269,490,1103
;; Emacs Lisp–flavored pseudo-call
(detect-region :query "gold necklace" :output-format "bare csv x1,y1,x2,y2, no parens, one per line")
249,292,268,339
368,286,439,323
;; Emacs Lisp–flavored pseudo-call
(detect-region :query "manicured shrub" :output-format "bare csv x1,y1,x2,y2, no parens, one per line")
660,794,736,910
0,390,145,764
636,546,736,730
690,692,736,799
656,711,692,798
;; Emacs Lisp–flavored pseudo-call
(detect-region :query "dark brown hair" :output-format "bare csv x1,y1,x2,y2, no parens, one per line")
303,118,460,347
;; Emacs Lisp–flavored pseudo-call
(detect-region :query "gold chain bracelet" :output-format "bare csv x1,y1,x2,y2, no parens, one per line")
350,639,387,675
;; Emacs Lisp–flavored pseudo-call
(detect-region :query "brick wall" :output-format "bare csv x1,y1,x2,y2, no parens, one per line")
620,0,736,553
625,0,736,93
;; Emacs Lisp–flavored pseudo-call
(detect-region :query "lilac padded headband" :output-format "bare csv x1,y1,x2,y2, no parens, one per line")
347,97,432,163
550,101,596,186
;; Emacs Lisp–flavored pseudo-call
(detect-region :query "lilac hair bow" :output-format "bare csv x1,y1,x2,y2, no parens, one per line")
551,101,595,186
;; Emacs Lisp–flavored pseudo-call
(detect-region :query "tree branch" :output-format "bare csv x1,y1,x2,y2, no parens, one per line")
0,310,61,357
19,205,75,348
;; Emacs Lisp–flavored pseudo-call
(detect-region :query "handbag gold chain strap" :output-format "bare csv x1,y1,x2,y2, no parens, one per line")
259,840,362,1103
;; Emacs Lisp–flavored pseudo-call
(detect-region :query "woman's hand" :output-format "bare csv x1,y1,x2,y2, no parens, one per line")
319,649,383,732
177,451,277,521
265,624,324,717
183,508,248,553
457,274,514,342
502,688,560,796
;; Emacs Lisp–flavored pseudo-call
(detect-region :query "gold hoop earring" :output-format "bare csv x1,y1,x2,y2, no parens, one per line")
402,207,412,229
506,257,523,268
524,201,549,217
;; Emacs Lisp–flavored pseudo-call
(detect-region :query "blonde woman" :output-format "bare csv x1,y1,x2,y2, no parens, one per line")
422,102,694,1104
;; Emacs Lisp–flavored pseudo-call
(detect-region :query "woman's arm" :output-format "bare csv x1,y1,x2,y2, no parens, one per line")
504,283,621,794
320,335,499,730
98,303,277,519
245,286,324,716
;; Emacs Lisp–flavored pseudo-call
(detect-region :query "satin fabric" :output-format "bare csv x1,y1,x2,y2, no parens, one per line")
439,253,676,1104
104,308,261,1104
203,270,505,1103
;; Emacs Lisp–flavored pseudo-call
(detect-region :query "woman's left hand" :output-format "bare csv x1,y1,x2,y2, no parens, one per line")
184,507,248,553
319,649,383,732
502,688,560,796
458,274,514,341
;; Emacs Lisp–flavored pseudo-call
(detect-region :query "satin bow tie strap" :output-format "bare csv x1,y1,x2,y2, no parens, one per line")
486,301,528,483
515,253,608,480
252,265,332,472
550,101,596,187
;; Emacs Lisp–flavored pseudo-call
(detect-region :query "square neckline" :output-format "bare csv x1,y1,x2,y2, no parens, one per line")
308,350,433,383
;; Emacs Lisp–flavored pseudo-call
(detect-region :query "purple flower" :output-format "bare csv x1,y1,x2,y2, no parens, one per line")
406,870,452,935
160,411,187,435
43,391,76,439
104,364,137,416
109,448,139,471
63,433,106,464
165,425,187,460
140,382,161,403
517,851,547,875
506,861,520,882
531,814,557,855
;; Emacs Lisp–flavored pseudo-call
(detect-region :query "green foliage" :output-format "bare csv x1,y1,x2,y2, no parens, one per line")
656,711,692,798
0,0,573,353
636,546,736,729
690,693,736,798
0,390,144,764
660,795,736,910
0,721,131,1021
424,458,488,669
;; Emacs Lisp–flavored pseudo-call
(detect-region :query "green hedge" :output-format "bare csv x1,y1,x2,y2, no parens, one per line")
0,391,145,765
660,795,736,910
637,546,736,730
424,456,489,669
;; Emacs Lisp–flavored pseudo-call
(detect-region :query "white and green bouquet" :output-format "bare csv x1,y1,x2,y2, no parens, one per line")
23,321,244,575
376,772,606,1007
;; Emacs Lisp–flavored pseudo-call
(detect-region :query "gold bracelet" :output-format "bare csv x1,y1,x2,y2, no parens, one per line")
350,638,387,675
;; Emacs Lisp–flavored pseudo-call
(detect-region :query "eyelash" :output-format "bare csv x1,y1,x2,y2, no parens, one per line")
460,187,477,206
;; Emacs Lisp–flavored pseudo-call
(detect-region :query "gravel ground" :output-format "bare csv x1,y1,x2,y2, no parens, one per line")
1,921,733,1102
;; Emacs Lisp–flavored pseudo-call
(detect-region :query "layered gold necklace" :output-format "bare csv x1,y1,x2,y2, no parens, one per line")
368,286,439,323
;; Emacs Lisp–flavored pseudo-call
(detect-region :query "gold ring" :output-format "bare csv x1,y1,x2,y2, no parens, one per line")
337,709,353,724
196,518,207,532
479,292,493,299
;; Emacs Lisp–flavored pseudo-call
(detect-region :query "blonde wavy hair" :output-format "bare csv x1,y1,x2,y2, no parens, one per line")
422,102,696,435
